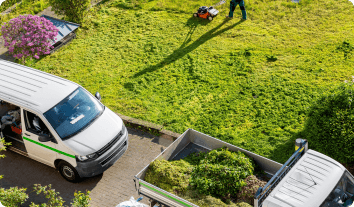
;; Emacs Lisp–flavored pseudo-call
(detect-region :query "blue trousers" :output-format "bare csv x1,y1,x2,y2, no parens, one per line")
229,0,247,19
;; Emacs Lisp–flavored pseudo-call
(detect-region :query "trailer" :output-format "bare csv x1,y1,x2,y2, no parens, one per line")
134,128,284,207
135,128,354,207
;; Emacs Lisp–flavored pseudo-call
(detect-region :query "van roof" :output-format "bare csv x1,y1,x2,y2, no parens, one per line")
262,149,345,207
0,59,78,113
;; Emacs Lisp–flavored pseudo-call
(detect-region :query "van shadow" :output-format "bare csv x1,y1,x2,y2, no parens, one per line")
0,150,102,206
128,127,173,150
130,18,243,79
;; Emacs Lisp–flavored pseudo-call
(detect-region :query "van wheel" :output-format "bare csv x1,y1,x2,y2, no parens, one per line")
58,161,80,183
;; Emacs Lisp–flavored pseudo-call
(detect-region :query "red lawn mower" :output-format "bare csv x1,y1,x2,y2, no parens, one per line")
193,0,226,21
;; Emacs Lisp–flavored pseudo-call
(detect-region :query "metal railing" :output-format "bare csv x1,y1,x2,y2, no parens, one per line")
254,140,308,207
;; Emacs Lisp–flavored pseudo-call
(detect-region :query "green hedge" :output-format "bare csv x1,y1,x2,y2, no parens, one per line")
304,80,354,164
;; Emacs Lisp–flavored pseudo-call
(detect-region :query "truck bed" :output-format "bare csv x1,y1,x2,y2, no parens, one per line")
171,142,209,161
134,129,283,207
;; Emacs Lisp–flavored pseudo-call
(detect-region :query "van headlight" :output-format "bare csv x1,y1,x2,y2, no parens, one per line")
76,153,98,162
122,124,127,135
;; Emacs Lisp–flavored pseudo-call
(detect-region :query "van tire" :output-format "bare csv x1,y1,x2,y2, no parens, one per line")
58,161,81,183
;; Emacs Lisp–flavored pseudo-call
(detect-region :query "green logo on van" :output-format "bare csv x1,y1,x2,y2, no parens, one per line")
23,137,75,158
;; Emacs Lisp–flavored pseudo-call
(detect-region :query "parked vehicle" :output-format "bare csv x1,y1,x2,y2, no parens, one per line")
255,142,354,207
134,129,354,207
0,59,128,182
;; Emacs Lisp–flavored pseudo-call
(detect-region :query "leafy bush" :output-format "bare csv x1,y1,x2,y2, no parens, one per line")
32,0,46,14
0,187,28,207
190,148,255,199
8,0,49,15
236,175,267,205
70,190,91,207
1,14,58,63
0,137,11,180
0,182,91,207
29,184,91,207
304,80,354,164
30,184,65,207
48,0,90,23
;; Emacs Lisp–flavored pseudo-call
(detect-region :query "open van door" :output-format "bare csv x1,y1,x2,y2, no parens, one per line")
22,109,58,167
0,101,27,154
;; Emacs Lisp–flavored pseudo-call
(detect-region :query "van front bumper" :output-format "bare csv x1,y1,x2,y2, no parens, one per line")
75,132,128,178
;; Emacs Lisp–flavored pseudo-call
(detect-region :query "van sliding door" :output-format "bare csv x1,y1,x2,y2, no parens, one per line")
22,109,58,167
0,102,26,153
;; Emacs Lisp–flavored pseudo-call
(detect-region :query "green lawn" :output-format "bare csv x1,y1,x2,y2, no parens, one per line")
21,0,354,164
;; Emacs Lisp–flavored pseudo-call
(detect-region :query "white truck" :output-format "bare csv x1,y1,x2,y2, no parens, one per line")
134,129,354,207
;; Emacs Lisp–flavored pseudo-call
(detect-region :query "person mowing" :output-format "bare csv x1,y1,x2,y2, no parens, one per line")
227,0,247,20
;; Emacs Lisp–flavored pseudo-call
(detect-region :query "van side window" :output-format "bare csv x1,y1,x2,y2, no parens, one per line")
24,110,52,137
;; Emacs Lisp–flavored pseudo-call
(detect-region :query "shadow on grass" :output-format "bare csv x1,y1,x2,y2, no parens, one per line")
268,133,303,165
131,18,244,78
269,84,354,177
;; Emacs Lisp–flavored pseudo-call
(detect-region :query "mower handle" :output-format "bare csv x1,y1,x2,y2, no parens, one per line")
212,0,226,8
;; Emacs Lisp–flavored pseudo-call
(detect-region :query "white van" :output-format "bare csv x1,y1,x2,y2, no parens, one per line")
0,60,128,182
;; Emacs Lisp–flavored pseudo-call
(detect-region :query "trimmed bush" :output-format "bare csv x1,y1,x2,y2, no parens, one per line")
304,80,354,163
48,0,90,23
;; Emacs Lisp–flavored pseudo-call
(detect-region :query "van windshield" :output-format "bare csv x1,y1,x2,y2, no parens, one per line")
44,87,104,140
320,171,354,207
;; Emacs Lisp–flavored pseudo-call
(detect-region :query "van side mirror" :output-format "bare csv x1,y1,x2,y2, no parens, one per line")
95,92,101,101
38,134,56,144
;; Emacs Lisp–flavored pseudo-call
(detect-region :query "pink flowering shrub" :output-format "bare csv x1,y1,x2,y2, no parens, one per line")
1,14,59,63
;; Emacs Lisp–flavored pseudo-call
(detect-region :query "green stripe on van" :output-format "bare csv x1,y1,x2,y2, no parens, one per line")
23,136,75,159
139,182,192,207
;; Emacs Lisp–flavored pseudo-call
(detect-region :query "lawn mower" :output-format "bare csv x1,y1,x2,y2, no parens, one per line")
193,0,226,21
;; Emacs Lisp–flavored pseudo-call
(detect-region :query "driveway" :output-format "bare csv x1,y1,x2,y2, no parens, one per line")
0,127,172,206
